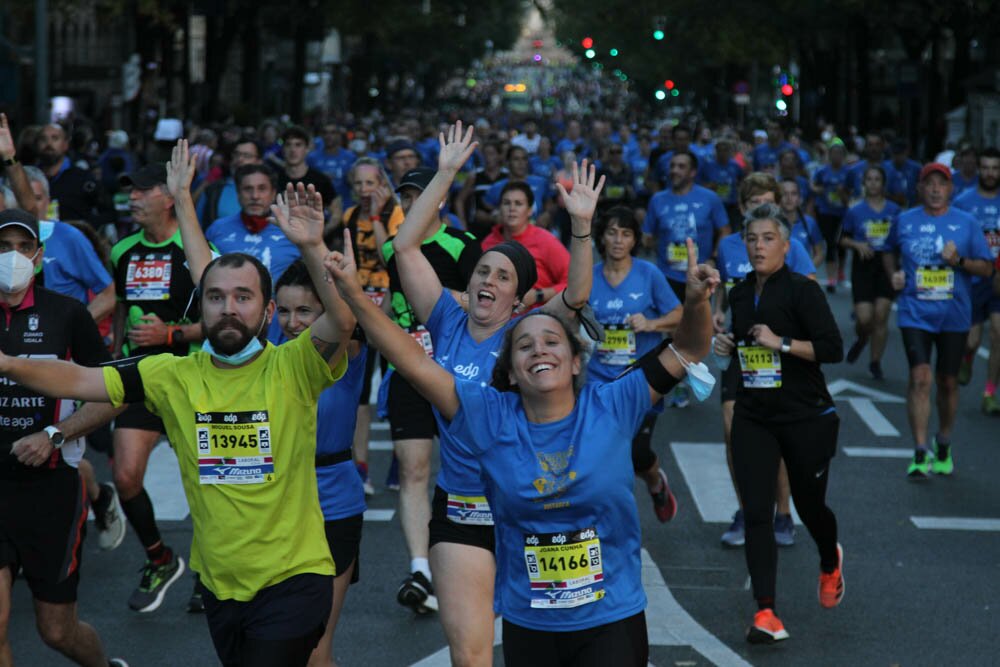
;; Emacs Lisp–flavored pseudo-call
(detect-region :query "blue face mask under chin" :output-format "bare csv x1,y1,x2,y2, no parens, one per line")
202,316,268,365
669,343,717,402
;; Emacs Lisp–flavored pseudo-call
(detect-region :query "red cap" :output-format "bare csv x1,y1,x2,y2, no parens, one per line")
919,162,952,182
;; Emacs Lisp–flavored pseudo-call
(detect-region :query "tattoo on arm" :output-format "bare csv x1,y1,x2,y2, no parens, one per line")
310,334,344,363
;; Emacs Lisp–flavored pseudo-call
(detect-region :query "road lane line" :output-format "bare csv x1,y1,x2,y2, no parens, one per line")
145,439,189,521
843,446,912,458
910,516,1000,531
369,439,393,451
846,398,900,437
363,509,396,522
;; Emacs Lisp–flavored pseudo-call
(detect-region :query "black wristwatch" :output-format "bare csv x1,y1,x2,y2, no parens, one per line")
780,337,792,354
535,288,545,304
44,425,65,448
1,156,16,168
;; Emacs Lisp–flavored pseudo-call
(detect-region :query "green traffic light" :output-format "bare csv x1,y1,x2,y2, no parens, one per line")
653,30,665,41
610,48,619,56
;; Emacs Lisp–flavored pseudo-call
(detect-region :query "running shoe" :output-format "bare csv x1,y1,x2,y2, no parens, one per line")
721,510,745,547
957,355,973,386
356,462,375,496
650,468,678,523
746,609,789,644
672,385,691,409
94,483,127,551
906,449,932,480
397,571,438,614
127,551,185,612
385,454,400,492
825,282,836,294
818,543,845,608
845,337,868,364
773,512,795,547
931,439,954,476
982,394,1000,416
869,361,884,381
187,574,205,613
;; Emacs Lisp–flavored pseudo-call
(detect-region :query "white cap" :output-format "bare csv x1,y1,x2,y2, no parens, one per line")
154,118,183,142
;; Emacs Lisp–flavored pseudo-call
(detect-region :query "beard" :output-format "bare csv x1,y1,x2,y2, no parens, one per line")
204,315,261,355
37,151,61,168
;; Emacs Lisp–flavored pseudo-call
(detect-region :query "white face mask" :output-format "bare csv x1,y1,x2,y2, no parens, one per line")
0,249,39,293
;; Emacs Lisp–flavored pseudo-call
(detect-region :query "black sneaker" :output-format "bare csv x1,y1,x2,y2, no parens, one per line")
127,550,185,612
397,571,438,614
869,361,884,381
187,574,205,613
846,337,868,364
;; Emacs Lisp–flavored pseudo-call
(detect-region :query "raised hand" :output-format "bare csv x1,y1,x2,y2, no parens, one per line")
166,139,198,199
324,228,362,300
683,238,721,303
556,158,605,223
272,182,324,248
0,114,15,160
437,121,478,174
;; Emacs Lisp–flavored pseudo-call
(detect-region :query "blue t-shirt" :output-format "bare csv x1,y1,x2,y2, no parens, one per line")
885,207,992,332
447,370,649,632
629,155,650,196
951,172,978,199
841,200,901,252
697,159,743,206
529,155,561,183
716,232,815,289
484,175,550,219
587,260,679,383
425,292,515,496
844,160,870,200
812,165,849,216
643,185,728,282
38,221,113,304
884,159,922,207
205,214,302,286
790,214,823,252
953,188,1000,300
307,148,356,203
752,141,793,172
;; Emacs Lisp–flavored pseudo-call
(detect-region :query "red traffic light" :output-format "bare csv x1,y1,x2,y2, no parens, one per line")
664,79,675,90
533,39,543,48
781,84,794,96
582,37,594,49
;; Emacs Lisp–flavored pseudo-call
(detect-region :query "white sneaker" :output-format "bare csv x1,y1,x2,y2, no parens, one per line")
95,483,127,551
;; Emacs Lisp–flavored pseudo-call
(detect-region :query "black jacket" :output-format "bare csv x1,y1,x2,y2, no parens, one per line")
729,265,843,423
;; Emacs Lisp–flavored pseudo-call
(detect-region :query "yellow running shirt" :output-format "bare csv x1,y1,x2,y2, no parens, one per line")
103,330,346,601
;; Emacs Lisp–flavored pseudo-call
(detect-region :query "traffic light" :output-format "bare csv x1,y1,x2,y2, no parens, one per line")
781,84,794,96
585,49,596,59
609,48,619,57
582,37,593,49
664,79,675,90
653,16,666,41
653,30,664,40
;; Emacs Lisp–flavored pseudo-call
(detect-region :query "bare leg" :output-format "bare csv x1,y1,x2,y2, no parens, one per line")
907,365,933,447
935,372,959,440
395,439,432,563
431,543,495,667
871,298,892,363
0,567,13,667
307,560,356,667
34,598,109,667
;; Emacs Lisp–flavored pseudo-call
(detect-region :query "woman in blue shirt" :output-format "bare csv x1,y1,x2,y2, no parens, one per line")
328,228,717,666
839,166,901,379
589,206,681,522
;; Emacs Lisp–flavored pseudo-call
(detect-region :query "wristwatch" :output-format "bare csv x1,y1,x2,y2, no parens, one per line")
780,337,792,354
44,425,65,448
535,288,545,304
1,156,16,168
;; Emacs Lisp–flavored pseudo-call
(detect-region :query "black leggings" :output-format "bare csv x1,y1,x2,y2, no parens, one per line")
502,611,648,667
817,213,843,263
631,414,658,473
731,412,840,604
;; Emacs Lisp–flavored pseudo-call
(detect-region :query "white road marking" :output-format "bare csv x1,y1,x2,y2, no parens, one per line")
371,421,389,431
978,346,989,360
145,439,189,520
369,439,393,451
410,551,752,667
845,398,900,437
671,442,800,524
827,379,904,403
363,509,396,522
910,516,1000,531
843,446,913,459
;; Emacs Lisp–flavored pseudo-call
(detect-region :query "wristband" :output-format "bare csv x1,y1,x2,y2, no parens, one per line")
371,215,381,223
166,325,180,346
1,156,17,168
781,336,792,354
571,232,591,240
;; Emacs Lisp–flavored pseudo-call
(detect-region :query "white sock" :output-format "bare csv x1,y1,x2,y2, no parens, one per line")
411,558,431,581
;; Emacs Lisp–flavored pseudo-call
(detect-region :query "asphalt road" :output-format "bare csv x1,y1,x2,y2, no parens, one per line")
8,284,1000,666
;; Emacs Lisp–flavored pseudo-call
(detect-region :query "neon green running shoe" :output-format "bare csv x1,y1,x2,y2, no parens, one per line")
931,440,954,476
982,393,1000,416
907,449,932,479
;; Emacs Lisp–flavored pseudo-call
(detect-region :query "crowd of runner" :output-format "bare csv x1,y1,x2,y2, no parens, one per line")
0,105,997,666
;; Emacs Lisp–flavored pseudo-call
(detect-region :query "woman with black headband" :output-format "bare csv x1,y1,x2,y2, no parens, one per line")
713,203,844,645
381,123,604,666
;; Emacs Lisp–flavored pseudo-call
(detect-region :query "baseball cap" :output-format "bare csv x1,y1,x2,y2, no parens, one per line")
0,208,40,240
386,139,418,159
919,162,952,182
395,167,436,193
119,163,168,189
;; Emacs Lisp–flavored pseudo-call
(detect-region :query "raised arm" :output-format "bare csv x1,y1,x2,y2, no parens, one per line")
0,351,110,403
542,159,604,320
393,122,479,323
327,229,459,420
0,114,33,212
166,139,214,284
271,183,355,368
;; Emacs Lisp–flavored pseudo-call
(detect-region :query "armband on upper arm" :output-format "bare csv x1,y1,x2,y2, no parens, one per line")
616,339,681,395
101,355,148,404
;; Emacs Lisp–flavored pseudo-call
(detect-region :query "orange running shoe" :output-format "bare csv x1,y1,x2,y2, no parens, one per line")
746,608,789,644
818,543,845,608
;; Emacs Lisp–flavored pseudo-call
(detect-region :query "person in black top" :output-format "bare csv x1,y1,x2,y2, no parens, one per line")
713,203,844,645
277,126,339,223
0,208,128,666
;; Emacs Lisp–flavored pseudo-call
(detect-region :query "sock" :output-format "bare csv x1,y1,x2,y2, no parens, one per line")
985,381,996,396
756,597,775,611
935,433,950,446
92,484,112,514
963,351,974,364
120,488,162,550
146,542,170,565
410,558,431,581
936,442,950,460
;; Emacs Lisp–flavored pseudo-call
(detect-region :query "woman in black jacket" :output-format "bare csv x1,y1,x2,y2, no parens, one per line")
713,203,844,645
